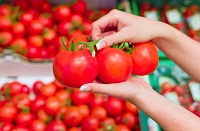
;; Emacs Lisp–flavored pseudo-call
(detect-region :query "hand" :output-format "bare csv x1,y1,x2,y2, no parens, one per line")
79,76,152,103
92,9,165,50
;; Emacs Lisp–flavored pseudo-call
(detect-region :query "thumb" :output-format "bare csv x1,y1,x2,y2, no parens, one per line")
96,31,127,50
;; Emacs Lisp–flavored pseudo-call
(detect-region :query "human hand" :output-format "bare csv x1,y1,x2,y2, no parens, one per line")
92,9,164,50
79,76,152,103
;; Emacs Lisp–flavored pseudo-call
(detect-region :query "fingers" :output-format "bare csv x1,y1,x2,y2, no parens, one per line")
79,82,129,99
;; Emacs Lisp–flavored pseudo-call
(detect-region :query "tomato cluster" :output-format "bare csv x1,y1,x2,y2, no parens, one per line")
0,79,140,131
160,81,200,117
0,0,109,61
53,34,159,88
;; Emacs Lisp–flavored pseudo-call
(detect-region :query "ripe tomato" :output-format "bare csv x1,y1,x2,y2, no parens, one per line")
55,89,71,106
30,119,46,131
121,112,136,129
46,120,67,131
0,4,12,15
27,35,43,47
44,96,61,116
0,122,14,131
64,106,83,127
116,124,130,131
71,0,87,15
0,15,12,31
40,1,52,12
43,28,58,45
31,96,45,113
10,38,28,55
12,22,25,37
37,109,52,123
3,81,23,97
21,84,30,95
54,5,71,22
81,116,100,131
20,12,34,26
90,94,105,109
91,106,107,121
130,42,158,75
71,90,94,106
58,21,72,36
26,45,41,59
78,104,90,118
32,80,44,95
28,20,44,35
13,0,29,10
37,13,54,28
53,49,98,88
30,0,45,9
16,112,34,127
0,31,13,48
0,104,17,122
125,101,138,116
12,93,30,110
40,83,57,97
104,97,124,117
96,47,132,83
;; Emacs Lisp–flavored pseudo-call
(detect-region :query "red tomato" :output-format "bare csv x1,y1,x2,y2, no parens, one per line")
30,119,46,131
12,93,30,110
40,83,57,97
26,45,41,59
64,106,83,127
0,122,14,131
71,0,87,15
0,31,13,48
37,109,52,123
68,127,81,131
104,97,124,117
91,106,107,121
10,38,28,55
40,1,52,12
12,22,25,37
13,0,29,10
161,82,173,94
44,96,61,116
81,116,100,131
78,105,90,118
70,13,83,25
125,101,138,116
100,117,116,127
43,28,58,45
54,5,71,22
4,81,23,97
0,16,12,31
52,79,65,90
31,96,45,113
58,21,72,36
53,49,98,88
116,124,130,131
27,35,43,47
46,120,67,131
32,80,44,95
0,104,17,122
16,112,34,127
130,42,158,75
28,20,44,35
30,0,45,9
0,4,12,15
90,94,105,109
20,12,34,26
121,112,136,129
96,47,132,83
55,89,71,106
21,84,30,95
71,90,94,106
37,13,54,28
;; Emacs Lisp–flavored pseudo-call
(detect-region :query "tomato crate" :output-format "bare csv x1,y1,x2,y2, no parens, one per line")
139,58,192,131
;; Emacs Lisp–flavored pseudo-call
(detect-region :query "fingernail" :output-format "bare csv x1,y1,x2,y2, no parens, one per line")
96,40,106,50
79,85,91,92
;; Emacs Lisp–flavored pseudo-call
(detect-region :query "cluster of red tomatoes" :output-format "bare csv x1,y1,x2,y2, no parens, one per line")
0,0,109,61
0,79,140,131
53,34,159,88
160,81,200,117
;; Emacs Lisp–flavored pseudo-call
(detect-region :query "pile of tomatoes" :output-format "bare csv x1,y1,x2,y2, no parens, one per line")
0,0,109,61
0,79,141,131
53,34,159,87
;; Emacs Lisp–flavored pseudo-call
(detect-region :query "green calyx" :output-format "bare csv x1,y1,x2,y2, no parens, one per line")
112,42,134,54
61,37,99,57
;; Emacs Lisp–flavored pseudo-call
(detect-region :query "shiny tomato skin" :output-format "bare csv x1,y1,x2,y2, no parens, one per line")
64,106,83,127
44,96,61,116
28,20,44,35
71,90,94,106
54,5,71,22
71,0,87,15
81,116,100,131
30,96,45,113
0,104,17,122
96,48,133,83
53,49,98,88
30,119,46,131
91,106,107,121
130,42,158,75
0,122,14,131
16,112,34,127
40,83,57,97
121,112,136,129
12,93,30,110
46,120,67,131
10,38,28,55
12,22,25,37
0,31,13,47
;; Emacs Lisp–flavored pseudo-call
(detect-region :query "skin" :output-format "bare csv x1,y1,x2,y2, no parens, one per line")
79,9,200,131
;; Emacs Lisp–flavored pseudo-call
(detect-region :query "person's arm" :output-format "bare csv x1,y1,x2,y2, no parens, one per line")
152,22,200,82
92,9,200,82
80,77,200,131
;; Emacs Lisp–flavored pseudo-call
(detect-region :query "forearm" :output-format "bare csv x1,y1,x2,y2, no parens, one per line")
131,88,200,131
152,22,200,82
